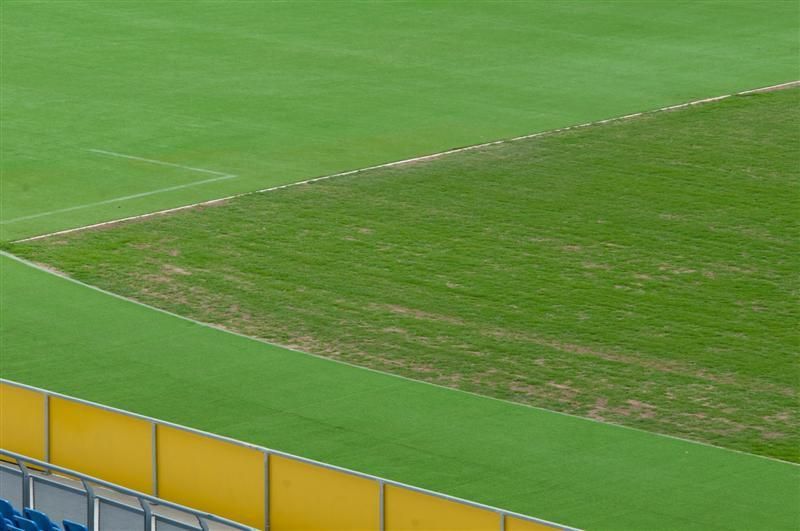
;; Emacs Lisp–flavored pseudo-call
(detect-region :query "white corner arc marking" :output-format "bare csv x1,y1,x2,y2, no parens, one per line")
2,150,237,225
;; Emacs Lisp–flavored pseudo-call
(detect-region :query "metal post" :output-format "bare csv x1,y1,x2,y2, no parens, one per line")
264,451,270,531
17,460,31,508
81,479,96,530
138,497,153,531
151,422,158,497
499,512,506,531
378,480,385,531
196,515,210,531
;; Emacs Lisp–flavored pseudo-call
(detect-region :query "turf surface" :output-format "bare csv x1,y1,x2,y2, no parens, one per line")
2,1,799,241
16,90,800,464
1,253,799,530
3,2,799,528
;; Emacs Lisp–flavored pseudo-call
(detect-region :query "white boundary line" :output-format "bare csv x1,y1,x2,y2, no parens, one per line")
2,249,797,468
2,150,237,226
87,149,233,177
12,79,799,243
2,175,237,225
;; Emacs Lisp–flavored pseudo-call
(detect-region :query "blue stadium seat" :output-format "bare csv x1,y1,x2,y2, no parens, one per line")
0,493,83,531
0,495,87,531
22,510,58,531
10,517,37,531
0,500,20,522
1,518,24,531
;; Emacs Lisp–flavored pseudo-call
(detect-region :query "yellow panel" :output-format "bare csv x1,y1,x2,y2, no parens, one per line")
506,515,561,531
157,425,265,529
50,397,153,493
270,454,379,531
385,484,498,531
0,383,45,460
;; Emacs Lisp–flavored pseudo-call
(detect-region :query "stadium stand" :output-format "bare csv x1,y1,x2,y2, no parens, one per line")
0,499,87,531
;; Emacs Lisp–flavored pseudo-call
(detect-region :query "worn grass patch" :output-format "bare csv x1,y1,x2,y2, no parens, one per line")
14,89,800,462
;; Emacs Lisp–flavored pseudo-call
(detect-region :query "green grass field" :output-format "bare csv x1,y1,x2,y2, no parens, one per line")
15,89,800,464
1,1,798,241
2,1,800,529
2,252,799,531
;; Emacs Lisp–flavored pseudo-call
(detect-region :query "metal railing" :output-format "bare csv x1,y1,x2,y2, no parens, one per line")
0,378,579,530
0,449,250,530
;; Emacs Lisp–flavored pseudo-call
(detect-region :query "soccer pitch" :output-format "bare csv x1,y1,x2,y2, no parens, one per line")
1,1,798,240
5,89,800,531
2,1,799,530
14,88,800,464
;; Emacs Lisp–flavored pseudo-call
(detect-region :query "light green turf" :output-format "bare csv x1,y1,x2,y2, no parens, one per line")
1,253,799,530
1,1,798,240
16,90,800,463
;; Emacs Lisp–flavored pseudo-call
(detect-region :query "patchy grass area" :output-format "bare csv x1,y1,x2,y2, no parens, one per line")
5,254,799,531
14,89,800,462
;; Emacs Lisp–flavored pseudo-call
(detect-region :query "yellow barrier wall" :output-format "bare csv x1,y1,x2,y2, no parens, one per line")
385,484,499,530
49,397,153,493
507,516,558,531
0,383,46,461
269,454,380,531
0,381,570,531
157,425,265,529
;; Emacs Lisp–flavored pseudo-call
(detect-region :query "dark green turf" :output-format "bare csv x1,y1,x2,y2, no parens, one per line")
16,90,800,464
1,253,798,530
2,1,798,240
